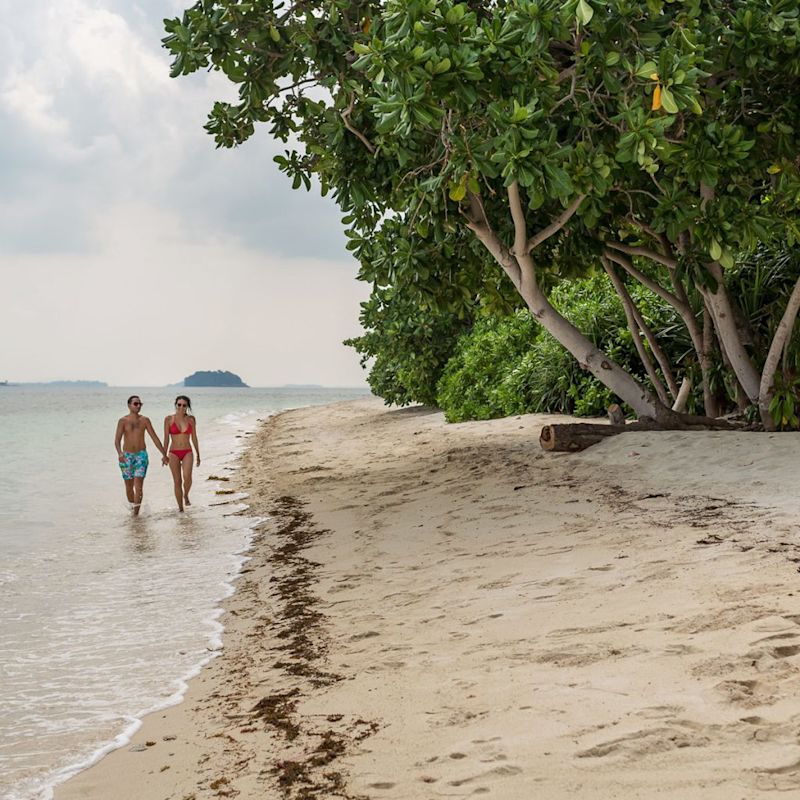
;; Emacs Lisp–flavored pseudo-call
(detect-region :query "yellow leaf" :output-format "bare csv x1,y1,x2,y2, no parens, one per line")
767,164,782,174
652,84,662,111
649,72,660,81
362,17,371,33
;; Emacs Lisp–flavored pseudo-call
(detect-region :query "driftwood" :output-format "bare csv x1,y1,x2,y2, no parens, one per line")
540,414,734,452
540,422,644,452
607,403,626,426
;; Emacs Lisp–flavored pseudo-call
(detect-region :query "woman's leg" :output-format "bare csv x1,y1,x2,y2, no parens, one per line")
182,455,193,505
169,455,184,511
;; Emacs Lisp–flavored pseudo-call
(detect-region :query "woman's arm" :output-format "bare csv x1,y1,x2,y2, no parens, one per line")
144,416,168,464
191,418,201,466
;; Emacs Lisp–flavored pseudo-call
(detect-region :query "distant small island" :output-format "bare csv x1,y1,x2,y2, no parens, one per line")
183,370,249,388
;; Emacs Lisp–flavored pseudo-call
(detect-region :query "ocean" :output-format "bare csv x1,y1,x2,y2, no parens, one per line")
0,385,368,800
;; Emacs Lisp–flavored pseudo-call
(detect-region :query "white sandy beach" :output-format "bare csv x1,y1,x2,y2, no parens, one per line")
57,397,800,799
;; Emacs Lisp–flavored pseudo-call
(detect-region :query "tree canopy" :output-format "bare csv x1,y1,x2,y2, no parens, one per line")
165,0,800,426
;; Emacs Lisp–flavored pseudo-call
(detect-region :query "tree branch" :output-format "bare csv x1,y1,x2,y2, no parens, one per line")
464,191,521,290
341,95,375,154
759,272,800,428
526,194,586,253
625,216,675,259
552,70,577,111
605,240,678,270
507,182,528,258
506,182,536,292
603,249,683,310
603,256,671,405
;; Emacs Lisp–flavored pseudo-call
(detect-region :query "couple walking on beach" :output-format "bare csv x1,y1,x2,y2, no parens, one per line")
114,395,201,514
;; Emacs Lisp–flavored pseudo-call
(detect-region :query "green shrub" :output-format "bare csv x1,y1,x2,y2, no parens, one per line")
437,275,687,421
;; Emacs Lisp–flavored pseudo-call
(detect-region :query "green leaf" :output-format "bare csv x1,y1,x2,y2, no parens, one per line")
576,0,594,25
635,61,658,78
718,248,734,269
659,86,678,114
449,181,467,202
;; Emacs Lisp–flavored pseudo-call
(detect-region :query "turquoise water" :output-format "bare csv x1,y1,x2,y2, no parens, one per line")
0,386,368,800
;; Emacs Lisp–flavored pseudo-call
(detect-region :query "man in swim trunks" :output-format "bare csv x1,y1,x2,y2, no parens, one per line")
114,395,168,515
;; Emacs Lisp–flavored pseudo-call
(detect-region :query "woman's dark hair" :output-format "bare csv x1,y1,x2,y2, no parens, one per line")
175,395,192,413
127,395,141,406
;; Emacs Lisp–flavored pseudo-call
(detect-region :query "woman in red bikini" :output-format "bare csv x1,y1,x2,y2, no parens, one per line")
164,395,201,512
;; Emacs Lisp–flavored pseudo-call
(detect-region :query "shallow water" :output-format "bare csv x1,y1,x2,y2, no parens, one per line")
0,385,367,799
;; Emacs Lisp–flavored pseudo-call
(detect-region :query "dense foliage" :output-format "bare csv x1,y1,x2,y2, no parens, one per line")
166,0,800,428
344,286,473,406
437,275,690,421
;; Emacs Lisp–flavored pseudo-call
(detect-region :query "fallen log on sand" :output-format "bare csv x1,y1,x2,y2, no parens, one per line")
540,422,632,452
540,415,734,452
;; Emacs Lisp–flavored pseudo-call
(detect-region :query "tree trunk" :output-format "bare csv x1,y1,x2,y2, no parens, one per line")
672,377,692,413
700,261,761,402
603,259,671,405
758,273,800,430
520,280,663,419
700,306,720,418
464,204,666,421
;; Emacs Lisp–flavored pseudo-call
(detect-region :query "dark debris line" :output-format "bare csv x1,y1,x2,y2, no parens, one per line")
249,495,378,800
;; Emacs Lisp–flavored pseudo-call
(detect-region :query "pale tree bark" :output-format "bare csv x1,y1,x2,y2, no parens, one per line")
601,253,679,399
699,260,761,402
758,274,800,430
464,187,663,420
605,240,727,419
602,255,671,406
696,183,761,403
672,377,692,413
701,307,720,419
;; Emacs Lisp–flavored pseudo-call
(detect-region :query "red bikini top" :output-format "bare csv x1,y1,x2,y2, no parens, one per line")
169,420,193,435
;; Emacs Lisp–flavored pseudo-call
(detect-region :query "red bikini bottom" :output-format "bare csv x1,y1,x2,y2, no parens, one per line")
170,449,192,461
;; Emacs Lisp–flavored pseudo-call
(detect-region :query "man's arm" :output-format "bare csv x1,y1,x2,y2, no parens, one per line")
114,419,125,461
144,417,168,461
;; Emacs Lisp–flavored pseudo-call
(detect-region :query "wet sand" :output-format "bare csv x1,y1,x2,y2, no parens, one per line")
57,398,800,798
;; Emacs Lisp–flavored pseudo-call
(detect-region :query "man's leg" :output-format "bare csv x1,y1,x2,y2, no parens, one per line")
132,477,144,515
124,478,135,505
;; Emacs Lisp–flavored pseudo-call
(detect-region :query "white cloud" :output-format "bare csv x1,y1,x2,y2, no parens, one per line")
0,1,363,386
62,3,169,95
1,72,68,136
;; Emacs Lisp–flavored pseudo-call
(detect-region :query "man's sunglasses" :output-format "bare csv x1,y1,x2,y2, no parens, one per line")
131,401,142,406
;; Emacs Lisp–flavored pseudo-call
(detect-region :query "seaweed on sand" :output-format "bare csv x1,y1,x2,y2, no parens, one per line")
248,495,376,799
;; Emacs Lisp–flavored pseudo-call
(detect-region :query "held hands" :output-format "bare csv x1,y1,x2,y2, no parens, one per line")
196,457,201,467
162,455,169,466
118,453,125,463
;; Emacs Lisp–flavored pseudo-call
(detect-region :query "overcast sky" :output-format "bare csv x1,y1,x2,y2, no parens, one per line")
0,0,369,387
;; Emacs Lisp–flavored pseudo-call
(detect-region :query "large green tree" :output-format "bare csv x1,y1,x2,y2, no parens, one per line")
165,0,800,426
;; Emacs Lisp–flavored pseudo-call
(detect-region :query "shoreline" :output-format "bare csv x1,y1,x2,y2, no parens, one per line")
56,398,800,798
37,417,262,800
